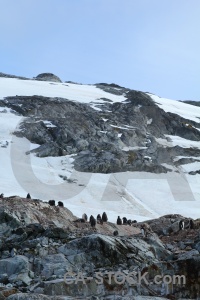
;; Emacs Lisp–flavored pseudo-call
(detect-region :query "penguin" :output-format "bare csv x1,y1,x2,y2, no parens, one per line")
97,215,103,224
141,227,146,237
122,217,127,225
97,214,101,219
127,219,132,226
49,200,55,206
90,217,96,227
82,213,88,222
89,215,94,223
189,219,194,229
102,212,108,222
117,216,122,225
179,220,185,230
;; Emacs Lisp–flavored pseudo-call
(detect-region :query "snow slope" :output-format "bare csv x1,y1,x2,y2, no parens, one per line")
0,78,126,107
0,77,200,222
148,93,200,124
156,135,200,148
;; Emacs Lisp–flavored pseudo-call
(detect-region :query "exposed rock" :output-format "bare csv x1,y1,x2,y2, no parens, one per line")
0,255,31,285
34,73,62,83
0,72,29,80
1,77,200,298
181,100,200,107
0,198,200,298
2,85,200,174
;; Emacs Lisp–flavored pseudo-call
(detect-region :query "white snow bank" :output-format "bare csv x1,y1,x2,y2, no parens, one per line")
0,78,126,105
148,93,200,124
156,135,200,149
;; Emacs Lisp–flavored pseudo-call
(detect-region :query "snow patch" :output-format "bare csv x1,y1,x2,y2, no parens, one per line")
148,93,200,124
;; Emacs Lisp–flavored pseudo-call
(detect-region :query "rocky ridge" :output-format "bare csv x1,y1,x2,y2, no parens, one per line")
0,197,200,299
34,73,62,83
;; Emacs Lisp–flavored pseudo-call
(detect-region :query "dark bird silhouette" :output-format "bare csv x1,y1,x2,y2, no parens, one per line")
117,216,122,225
127,219,132,226
97,214,103,224
49,200,55,206
102,212,108,222
122,217,127,225
189,219,194,229
82,213,88,222
90,216,96,227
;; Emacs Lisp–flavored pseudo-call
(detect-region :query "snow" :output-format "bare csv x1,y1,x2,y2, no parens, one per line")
43,121,57,128
3,117,198,222
0,79,200,222
144,156,152,161
99,131,107,134
89,104,102,111
0,78,126,107
161,163,177,172
0,110,200,222
174,156,200,162
147,118,152,125
30,152,75,185
110,124,134,130
180,162,200,173
156,135,200,149
148,93,200,124
122,146,147,151
123,125,137,129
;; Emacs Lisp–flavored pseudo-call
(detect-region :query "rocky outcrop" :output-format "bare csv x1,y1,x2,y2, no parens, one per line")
181,100,200,107
0,72,29,80
0,197,200,299
3,88,200,175
34,73,62,83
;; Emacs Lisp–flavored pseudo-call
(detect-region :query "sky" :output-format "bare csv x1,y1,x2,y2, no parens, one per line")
0,0,200,101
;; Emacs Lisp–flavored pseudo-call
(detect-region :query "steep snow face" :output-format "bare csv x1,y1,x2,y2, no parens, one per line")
148,93,200,124
0,77,200,222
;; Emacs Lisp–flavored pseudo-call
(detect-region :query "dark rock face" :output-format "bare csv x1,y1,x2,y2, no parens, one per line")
2,85,200,174
0,198,200,299
0,72,29,80
34,73,62,83
181,100,200,107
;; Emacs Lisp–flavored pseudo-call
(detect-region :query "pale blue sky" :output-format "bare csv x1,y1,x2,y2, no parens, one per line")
0,0,200,100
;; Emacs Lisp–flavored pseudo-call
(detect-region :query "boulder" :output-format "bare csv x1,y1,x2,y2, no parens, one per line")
34,73,62,83
0,255,31,285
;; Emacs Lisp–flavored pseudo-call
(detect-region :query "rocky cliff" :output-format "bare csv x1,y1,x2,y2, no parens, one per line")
0,197,200,299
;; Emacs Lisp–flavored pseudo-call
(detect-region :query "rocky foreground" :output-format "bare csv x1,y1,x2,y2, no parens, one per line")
0,197,200,299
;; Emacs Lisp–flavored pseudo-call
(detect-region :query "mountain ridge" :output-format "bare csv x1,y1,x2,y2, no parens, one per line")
0,73,200,223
